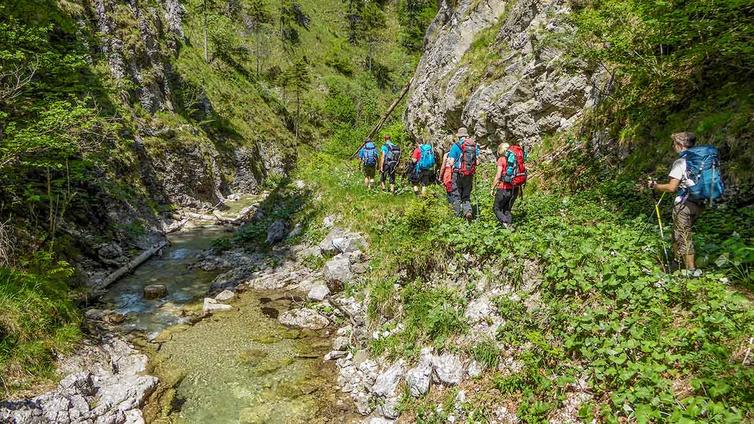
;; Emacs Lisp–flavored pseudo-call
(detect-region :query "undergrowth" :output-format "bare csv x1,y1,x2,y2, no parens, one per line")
289,129,754,421
0,255,82,396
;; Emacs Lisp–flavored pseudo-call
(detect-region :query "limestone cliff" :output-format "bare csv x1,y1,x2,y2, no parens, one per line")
405,0,603,148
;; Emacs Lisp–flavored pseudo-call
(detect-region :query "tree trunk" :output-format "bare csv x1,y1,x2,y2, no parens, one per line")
96,241,169,289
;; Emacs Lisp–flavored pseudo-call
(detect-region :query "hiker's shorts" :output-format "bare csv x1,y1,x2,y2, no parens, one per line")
672,200,703,257
381,164,397,184
416,169,433,187
363,165,376,179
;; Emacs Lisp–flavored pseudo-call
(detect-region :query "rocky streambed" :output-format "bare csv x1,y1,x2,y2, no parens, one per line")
0,196,369,424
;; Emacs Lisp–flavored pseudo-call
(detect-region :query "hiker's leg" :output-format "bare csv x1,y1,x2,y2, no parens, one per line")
672,202,699,270
493,189,508,224
504,187,519,224
450,173,462,216
460,176,473,217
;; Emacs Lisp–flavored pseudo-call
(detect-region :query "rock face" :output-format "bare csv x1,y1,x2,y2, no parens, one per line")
0,337,157,424
405,0,601,148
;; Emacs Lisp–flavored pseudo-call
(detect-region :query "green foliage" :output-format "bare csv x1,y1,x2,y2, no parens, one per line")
396,0,437,52
293,144,754,421
548,0,754,197
0,255,81,393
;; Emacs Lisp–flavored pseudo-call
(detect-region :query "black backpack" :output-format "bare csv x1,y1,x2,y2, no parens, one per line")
385,143,401,168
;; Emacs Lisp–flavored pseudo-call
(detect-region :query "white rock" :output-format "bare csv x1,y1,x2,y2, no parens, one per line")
324,351,348,361
332,234,367,253
376,395,401,419
333,336,350,351
467,360,483,378
405,360,432,397
353,390,373,415
372,361,405,397
323,254,353,284
214,290,235,302
203,298,232,314
464,295,493,323
278,308,329,330
323,215,337,228
308,284,330,301
432,353,464,385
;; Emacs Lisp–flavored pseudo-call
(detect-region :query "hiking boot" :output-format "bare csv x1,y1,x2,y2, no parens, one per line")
465,212,473,223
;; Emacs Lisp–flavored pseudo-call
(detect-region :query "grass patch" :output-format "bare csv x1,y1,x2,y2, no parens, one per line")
0,257,82,396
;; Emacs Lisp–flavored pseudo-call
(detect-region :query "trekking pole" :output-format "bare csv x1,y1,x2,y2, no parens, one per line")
652,191,672,272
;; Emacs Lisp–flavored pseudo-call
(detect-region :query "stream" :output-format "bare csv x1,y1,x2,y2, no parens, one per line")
100,216,354,423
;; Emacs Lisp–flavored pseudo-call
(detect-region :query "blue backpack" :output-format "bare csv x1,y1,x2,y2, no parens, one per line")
361,143,378,167
680,145,724,204
416,144,435,171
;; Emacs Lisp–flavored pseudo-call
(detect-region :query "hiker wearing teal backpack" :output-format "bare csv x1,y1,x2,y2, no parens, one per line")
648,132,724,275
358,139,379,190
410,141,436,196
491,141,527,229
446,127,480,222
379,135,401,194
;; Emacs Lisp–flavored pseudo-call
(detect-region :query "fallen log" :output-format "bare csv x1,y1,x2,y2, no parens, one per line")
96,241,169,290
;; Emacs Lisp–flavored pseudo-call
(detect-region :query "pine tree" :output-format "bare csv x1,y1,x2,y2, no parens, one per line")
244,0,272,77
283,57,312,139
359,2,386,71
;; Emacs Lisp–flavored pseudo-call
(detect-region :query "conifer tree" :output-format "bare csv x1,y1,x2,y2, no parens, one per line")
283,57,311,139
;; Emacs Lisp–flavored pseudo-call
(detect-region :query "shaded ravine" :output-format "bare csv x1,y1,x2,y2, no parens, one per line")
100,217,355,423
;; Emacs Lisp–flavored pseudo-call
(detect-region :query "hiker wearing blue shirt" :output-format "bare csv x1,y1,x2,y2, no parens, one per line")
379,135,401,194
411,141,436,196
359,139,379,190
446,127,479,222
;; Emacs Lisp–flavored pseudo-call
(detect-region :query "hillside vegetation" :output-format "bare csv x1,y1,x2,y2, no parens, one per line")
0,0,432,394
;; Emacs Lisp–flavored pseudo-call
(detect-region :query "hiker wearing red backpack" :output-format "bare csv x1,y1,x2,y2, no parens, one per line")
446,127,480,222
491,142,527,229
410,141,436,196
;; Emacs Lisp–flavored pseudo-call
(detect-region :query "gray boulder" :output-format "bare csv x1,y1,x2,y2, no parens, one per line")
265,219,288,245
405,360,432,397
323,254,353,285
432,353,465,385
203,298,232,314
214,289,236,302
371,361,404,397
307,283,330,301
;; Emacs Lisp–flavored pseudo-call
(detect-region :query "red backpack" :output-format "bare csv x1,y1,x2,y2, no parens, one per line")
457,139,477,176
502,145,527,186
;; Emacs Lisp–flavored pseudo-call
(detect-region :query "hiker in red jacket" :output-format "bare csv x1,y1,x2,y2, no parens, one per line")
491,141,527,229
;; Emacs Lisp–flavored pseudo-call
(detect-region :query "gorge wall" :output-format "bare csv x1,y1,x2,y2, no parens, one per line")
405,0,602,149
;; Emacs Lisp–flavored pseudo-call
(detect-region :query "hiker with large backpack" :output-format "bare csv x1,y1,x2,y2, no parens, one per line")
491,141,527,229
358,138,379,190
410,141,436,196
446,127,480,222
379,135,401,194
648,132,724,275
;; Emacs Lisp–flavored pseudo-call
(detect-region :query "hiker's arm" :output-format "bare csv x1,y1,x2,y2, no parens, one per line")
651,178,680,193
492,165,503,192
379,153,384,171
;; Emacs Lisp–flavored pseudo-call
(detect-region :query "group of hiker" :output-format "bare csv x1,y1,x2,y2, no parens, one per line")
358,128,724,275
358,127,528,227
